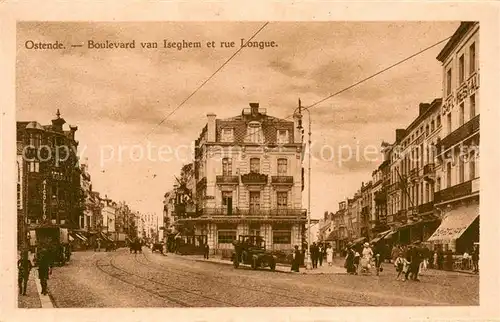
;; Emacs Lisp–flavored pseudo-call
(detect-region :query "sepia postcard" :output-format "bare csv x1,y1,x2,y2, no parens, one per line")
1,1,499,322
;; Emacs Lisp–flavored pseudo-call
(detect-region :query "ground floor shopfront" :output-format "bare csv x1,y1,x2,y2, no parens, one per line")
427,197,479,254
178,218,306,256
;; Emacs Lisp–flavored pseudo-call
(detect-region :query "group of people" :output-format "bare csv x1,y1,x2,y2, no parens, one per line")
309,242,335,268
344,242,384,276
290,243,336,272
18,247,53,296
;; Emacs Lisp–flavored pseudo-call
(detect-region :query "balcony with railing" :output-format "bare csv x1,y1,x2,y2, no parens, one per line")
388,182,399,193
271,176,294,185
409,168,419,181
393,210,407,223
241,173,268,185
434,179,475,203
418,201,434,214
438,115,480,151
197,207,307,218
216,175,239,185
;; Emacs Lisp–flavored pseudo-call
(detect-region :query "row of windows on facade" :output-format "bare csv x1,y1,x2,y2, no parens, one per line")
391,148,477,190
221,157,289,176
217,230,292,244
222,190,289,209
220,127,290,144
388,154,478,215
446,42,477,97
392,94,476,164
24,133,69,148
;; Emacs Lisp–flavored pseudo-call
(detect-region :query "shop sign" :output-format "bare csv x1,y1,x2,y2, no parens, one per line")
42,180,47,219
442,72,480,115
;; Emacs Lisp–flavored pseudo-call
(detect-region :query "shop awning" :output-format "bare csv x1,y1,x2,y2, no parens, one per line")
384,231,396,240
370,230,392,244
75,233,87,242
69,235,74,241
427,206,479,242
351,237,366,245
325,230,337,241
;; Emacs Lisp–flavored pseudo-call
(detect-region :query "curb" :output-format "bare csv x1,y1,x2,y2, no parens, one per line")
192,258,295,274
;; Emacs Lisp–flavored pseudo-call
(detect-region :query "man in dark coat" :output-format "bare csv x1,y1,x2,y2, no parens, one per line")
409,243,422,281
203,243,210,259
37,247,53,295
18,250,33,296
310,242,318,268
372,243,384,276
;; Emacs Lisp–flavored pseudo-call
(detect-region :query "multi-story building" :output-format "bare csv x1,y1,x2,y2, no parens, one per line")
371,155,390,237
360,181,372,239
101,196,117,238
16,110,82,247
177,102,306,254
80,161,93,232
386,99,443,244
429,22,480,253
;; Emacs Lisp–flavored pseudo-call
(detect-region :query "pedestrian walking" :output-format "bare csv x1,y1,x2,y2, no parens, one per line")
37,247,53,295
344,246,356,274
373,243,384,276
326,244,333,266
291,245,301,272
318,244,325,267
471,244,479,273
394,254,406,281
310,242,318,268
204,243,210,259
18,250,33,296
360,243,373,274
410,242,422,281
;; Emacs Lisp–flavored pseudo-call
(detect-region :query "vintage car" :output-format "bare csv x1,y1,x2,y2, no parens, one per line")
231,235,277,271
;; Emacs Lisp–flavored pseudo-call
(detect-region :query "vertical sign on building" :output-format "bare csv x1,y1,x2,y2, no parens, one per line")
42,179,47,220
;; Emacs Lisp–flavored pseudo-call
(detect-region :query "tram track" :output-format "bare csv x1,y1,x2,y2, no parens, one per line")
137,252,378,307
95,256,239,307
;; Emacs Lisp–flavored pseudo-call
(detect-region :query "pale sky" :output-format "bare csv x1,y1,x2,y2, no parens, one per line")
16,21,460,220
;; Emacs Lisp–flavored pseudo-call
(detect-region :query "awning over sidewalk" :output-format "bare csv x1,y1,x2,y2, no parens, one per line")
384,231,396,240
351,237,366,245
75,233,87,242
427,206,479,242
370,230,392,244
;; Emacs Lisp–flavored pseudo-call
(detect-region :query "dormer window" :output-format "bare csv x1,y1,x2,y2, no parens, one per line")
246,121,263,144
221,128,234,143
277,129,289,144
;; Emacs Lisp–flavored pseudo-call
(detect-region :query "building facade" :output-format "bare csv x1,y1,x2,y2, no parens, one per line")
16,110,82,247
386,99,443,245
177,102,307,254
429,21,480,253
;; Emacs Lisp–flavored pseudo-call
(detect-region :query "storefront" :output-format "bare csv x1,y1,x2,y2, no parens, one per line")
427,204,479,253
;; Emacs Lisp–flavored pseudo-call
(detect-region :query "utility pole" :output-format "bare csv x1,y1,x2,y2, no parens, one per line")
296,98,312,270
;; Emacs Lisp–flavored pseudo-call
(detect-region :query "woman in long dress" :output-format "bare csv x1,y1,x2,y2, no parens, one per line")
326,244,334,266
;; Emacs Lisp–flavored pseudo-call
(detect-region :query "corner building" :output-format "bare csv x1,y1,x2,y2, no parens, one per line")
428,22,480,253
180,103,307,255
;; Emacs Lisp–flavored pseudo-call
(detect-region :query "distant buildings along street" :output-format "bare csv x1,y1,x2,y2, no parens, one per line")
318,22,479,255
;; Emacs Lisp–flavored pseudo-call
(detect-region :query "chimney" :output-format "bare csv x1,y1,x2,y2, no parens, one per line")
249,102,259,115
419,103,430,116
207,113,216,142
395,129,406,142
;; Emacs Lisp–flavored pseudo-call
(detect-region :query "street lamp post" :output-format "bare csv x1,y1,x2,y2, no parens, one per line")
296,99,313,270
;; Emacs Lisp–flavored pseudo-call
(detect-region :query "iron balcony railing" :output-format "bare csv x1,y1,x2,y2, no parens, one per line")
241,173,268,185
435,180,473,203
271,176,294,185
199,207,306,217
418,201,434,214
215,175,239,185
438,115,480,151
423,163,435,175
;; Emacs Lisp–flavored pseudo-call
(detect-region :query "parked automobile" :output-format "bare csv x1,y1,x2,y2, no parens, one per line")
231,235,276,271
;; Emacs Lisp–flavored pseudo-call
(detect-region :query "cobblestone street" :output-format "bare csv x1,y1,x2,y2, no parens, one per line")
21,248,479,308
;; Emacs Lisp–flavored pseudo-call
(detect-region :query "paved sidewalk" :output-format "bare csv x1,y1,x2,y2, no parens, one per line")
164,252,345,275
17,252,54,308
